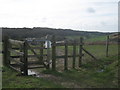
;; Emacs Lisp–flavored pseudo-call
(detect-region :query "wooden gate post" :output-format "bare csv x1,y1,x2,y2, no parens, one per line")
64,40,68,70
20,44,24,73
23,41,28,75
52,35,56,70
73,40,76,69
79,37,83,67
106,35,109,57
40,41,44,62
3,36,10,66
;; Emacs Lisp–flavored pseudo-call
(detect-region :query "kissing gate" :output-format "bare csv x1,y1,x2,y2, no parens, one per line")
3,35,97,75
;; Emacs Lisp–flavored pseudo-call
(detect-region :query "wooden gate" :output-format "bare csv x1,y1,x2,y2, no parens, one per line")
3,36,97,75
3,36,50,75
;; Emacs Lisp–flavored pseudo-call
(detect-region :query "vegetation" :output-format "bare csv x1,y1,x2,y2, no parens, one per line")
2,67,63,88
2,27,110,40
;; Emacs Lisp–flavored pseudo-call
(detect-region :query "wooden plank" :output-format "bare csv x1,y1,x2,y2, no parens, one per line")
30,47,47,49
73,40,76,69
28,66,45,69
79,37,83,67
64,40,68,70
12,47,47,50
10,63,23,67
52,35,56,70
28,54,47,57
10,56,20,58
56,54,83,58
28,61,43,65
10,57,24,65
9,49,24,56
12,47,20,50
55,42,80,46
82,48,97,60
9,39,24,45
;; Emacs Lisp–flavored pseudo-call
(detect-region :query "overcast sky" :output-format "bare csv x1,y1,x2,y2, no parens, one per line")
0,0,119,32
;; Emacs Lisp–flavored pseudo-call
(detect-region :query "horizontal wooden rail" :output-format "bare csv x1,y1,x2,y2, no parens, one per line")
9,39,24,45
10,54,47,58
9,49,24,56
28,66,45,69
55,42,83,46
10,57,24,65
10,63,23,68
56,54,84,58
30,47,47,49
12,47,20,50
28,61,43,65
10,56,21,58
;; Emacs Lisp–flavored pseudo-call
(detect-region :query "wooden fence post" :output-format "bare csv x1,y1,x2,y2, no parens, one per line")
106,35,109,57
7,39,11,66
20,45,24,72
40,41,44,62
52,35,56,70
73,40,76,69
64,40,68,70
23,41,28,75
79,37,83,67
3,36,10,66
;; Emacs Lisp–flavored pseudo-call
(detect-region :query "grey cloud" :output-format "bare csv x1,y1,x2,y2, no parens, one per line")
87,7,96,13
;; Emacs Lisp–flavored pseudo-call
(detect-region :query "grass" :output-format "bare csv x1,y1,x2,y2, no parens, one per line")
2,66,63,88
84,35,106,42
42,55,118,88
66,35,107,43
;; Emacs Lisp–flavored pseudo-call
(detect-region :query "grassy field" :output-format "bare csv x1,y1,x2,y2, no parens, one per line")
66,35,107,42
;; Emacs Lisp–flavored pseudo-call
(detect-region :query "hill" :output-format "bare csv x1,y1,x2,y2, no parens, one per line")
2,27,114,41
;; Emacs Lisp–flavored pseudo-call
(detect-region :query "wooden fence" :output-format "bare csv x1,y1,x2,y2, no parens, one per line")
3,35,97,75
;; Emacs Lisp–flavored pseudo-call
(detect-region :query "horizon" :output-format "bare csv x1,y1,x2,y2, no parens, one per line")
1,27,117,33
0,0,118,32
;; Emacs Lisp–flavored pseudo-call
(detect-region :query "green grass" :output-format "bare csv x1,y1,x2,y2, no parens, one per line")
66,35,107,43
2,67,63,88
42,55,118,88
84,36,106,42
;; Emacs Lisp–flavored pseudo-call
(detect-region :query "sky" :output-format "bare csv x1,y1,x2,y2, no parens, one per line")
0,0,119,32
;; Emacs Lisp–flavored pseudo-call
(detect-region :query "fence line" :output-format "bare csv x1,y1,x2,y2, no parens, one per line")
3,35,98,75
